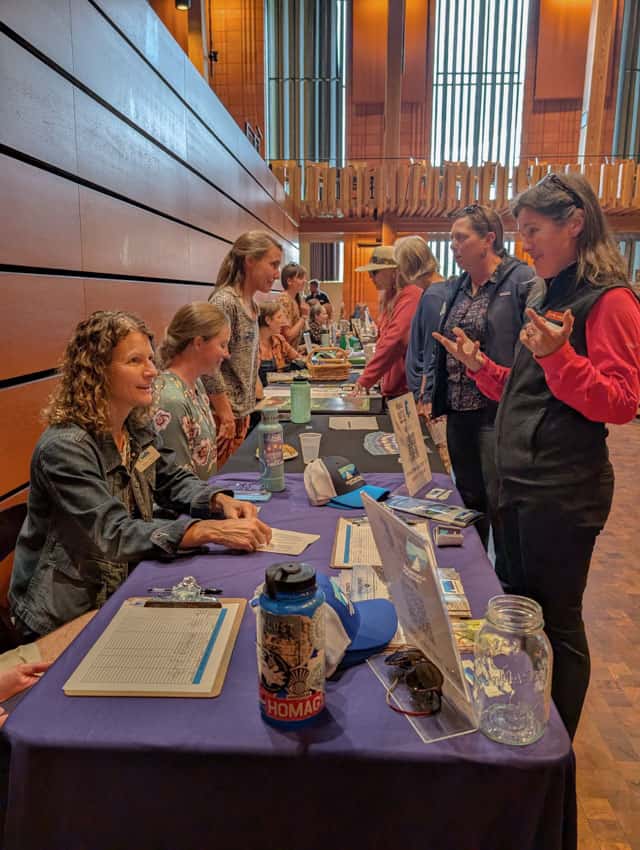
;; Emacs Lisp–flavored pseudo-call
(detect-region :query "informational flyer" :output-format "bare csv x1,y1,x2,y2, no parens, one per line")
362,493,477,728
387,393,432,495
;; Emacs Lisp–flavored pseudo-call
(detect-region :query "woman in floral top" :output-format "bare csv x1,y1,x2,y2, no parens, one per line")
154,303,231,480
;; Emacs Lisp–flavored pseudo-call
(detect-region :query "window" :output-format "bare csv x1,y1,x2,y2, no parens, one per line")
265,0,348,165
431,0,530,168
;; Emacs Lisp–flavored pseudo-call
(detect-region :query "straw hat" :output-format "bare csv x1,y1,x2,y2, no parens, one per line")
355,245,398,273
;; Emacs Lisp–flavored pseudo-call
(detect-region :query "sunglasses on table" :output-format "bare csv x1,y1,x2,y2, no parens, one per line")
384,649,444,717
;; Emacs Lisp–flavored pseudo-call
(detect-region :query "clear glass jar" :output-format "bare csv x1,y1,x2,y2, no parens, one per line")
473,595,552,746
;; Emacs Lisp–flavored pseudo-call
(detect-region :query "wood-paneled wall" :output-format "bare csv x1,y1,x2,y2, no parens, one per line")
0,0,297,505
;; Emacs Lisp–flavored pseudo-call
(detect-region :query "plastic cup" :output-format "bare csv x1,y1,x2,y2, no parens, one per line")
299,432,322,464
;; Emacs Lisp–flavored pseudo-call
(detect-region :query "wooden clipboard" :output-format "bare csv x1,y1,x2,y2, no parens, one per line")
63,597,246,698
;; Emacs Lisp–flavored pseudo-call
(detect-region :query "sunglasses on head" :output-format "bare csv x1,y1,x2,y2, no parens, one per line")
384,649,444,717
537,173,584,208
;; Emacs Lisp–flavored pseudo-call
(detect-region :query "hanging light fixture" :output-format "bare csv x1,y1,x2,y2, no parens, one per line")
175,0,191,9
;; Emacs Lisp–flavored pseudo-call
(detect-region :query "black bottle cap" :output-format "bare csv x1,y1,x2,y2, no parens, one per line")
265,562,316,598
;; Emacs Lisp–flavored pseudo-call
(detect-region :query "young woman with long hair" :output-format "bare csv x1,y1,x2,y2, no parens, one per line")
203,231,283,467
278,262,309,347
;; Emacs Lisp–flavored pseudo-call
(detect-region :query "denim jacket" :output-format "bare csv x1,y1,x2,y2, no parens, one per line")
10,421,231,636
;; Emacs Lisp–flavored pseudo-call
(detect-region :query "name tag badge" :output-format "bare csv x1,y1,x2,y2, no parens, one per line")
135,446,160,473
498,291,511,296
544,309,565,324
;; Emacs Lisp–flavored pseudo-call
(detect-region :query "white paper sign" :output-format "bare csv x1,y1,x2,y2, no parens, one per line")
387,393,432,495
362,493,476,727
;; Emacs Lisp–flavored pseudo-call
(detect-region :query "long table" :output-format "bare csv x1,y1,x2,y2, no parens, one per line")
3,473,576,850
224,413,445,474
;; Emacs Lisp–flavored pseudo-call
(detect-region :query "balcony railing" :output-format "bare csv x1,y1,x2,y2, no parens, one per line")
270,159,640,221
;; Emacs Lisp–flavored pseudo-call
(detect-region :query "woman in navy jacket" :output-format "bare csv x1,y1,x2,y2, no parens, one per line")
425,205,536,575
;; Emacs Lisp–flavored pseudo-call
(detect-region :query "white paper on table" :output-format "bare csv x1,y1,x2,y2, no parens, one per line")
63,602,240,696
328,416,379,430
258,528,321,556
332,517,429,567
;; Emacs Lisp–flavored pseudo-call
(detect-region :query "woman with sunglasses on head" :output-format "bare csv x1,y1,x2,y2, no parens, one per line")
426,205,536,577
435,173,640,738
351,246,422,399
153,303,230,481
9,311,271,639
203,231,283,467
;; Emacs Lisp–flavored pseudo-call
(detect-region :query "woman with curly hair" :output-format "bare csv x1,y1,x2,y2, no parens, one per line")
153,303,230,480
9,311,271,638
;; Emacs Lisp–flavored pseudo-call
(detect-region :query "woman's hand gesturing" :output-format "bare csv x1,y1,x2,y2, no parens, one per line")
432,327,485,372
520,308,574,358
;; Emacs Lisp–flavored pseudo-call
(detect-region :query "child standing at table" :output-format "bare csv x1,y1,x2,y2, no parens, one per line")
203,232,283,467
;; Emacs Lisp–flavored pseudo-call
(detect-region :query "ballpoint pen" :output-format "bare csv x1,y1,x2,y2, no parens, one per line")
147,586,223,595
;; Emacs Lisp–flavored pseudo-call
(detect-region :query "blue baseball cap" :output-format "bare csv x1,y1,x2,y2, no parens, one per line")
316,574,398,674
304,455,389,509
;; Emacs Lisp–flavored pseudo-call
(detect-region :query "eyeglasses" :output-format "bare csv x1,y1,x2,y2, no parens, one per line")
537,172,584,208
384,649,443,717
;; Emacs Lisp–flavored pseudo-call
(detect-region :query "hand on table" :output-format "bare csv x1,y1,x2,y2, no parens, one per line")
432,327,485,372
213,492,259,520
0,662,51,703
520,308,574,358
182,517,272,552
348,381,367,399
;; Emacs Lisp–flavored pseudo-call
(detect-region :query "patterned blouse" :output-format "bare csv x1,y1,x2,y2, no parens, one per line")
278,292,304,346
202,286,259,418
153,371,217,481
444,263,503,411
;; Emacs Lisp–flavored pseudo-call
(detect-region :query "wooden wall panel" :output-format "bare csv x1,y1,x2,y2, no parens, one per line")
0,155,82,270
0,378,58,497
0,489,29,513
69,0,188,160
0,33,78,172
351,0,387,104
84,279,197,341
0,275,85,382
74,89,190,223
535,0,591,101
78,188,191,280
0,0,74,72
184,59,285,206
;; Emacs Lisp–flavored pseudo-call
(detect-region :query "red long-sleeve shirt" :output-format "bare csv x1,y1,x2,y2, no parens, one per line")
357,285,423,397
469,287,640,424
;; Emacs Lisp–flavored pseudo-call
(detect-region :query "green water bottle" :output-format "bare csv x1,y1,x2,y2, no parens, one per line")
290,375,311,423
257,408,285,492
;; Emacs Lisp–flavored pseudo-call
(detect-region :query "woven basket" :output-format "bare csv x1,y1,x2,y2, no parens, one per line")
305,346,351,381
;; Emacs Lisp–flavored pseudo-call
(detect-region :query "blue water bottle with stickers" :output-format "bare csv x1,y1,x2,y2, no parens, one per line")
257,562,326,728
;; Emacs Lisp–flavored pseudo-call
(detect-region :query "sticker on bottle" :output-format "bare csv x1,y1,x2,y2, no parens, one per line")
258,608,325,723
262,432,284,468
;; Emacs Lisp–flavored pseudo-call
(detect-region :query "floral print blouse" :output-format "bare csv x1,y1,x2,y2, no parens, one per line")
153,371,217,481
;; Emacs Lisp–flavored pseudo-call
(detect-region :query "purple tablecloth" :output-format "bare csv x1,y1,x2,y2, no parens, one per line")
3,473,576,850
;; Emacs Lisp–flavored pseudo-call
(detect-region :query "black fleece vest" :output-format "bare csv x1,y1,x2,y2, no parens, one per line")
495,264,630,500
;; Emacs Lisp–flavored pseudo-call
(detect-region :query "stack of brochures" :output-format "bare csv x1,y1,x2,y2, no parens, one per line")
387,495,483,527
438,568,471,618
